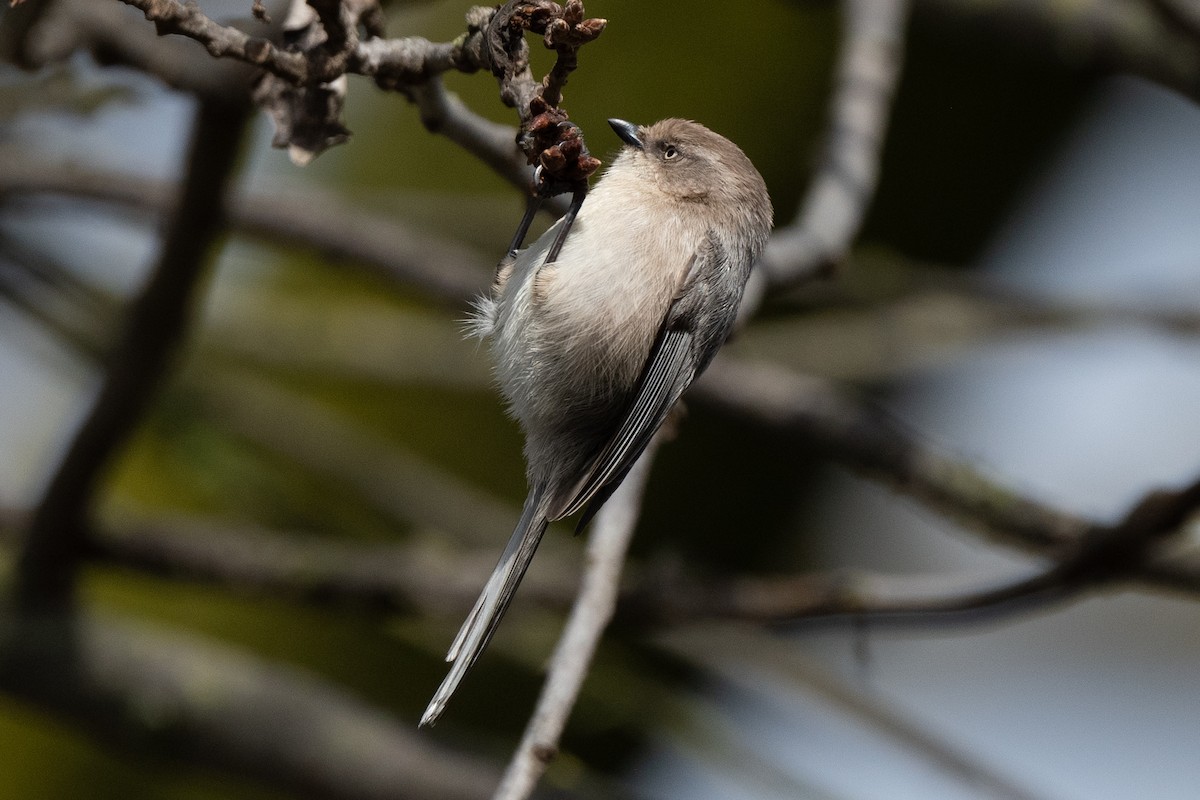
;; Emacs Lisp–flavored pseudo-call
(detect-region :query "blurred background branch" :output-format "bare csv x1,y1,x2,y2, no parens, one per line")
13,95,252,614
759,0,910,292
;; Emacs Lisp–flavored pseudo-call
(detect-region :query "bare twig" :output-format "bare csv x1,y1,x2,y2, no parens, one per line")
690,359,1200,616
0,511,1103,634
230,184,489,300
117,0,342,85
621,565,1065,629
760,0,911,290
0,234,112,360
111,0,606,179
12,98,252,614
1054,473,1200,584
1143,548,1200,593
480,1,604,194
537,0,596,109
491,439,659,800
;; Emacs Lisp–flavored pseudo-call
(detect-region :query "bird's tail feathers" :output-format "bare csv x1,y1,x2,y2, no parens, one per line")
419,484,550,727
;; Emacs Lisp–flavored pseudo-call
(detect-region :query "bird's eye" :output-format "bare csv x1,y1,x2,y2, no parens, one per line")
663,144,679,160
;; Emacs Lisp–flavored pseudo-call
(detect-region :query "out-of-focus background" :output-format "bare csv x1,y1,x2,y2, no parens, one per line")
2,1,1200,798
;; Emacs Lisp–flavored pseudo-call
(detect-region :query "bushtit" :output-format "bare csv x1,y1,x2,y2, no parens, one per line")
420,118,772,726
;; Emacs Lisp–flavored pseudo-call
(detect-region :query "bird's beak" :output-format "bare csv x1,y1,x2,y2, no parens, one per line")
608,118,643,150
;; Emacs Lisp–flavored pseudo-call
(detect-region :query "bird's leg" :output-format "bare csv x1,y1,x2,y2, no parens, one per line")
543,185,588,265
506,193,543,261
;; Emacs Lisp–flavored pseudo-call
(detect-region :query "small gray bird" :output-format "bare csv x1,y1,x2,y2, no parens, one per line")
420,118,772,726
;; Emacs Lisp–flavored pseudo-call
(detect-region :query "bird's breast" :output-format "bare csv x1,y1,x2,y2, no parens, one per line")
491,194,694,429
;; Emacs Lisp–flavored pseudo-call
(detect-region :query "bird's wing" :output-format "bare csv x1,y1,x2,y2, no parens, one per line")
550,231,738,525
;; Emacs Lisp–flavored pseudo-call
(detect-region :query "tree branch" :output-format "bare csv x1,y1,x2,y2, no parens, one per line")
64,463,1200,634
12,98,252,614
56,0,269,98
625,470,1200,627
192,367,524,547
117,0,351,85
110,0,606,180
199,0,458,85
694,359,1087,555
759,0,911,290
472,0,604,194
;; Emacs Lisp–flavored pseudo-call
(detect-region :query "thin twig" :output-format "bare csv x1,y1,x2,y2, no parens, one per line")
0,234,112,360
1143,548,1200,593
111,0,605,182
481,1,604,191
491,439,660,800
7,493,1198,637
119,0,310,79
622,565,1067,629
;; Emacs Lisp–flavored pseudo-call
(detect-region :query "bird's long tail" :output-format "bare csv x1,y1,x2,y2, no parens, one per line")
420,484,550,727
